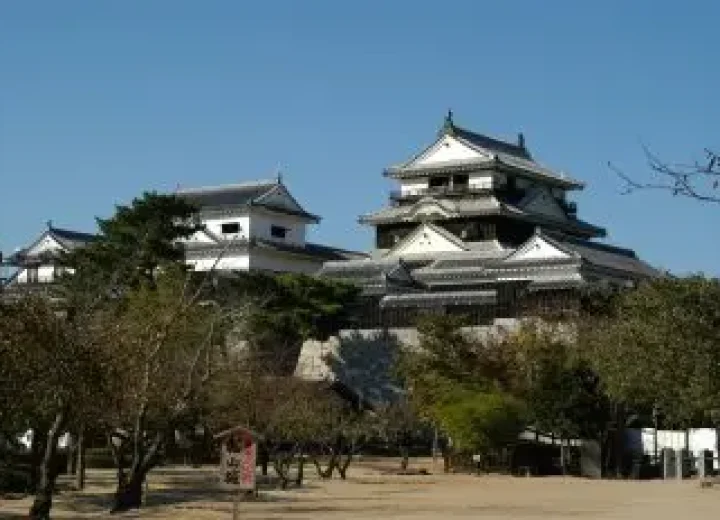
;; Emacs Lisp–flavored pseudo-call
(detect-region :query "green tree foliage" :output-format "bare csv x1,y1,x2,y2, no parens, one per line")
506,322,611,441
51,192,208,513
101,267,224,512
587,276,720,428
61,192,199,298
398,315,524,464
0,297,107,519
220,272,359,373
435,390,525,455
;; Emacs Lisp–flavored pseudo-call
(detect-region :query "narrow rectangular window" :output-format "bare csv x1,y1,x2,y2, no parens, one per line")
429,176,449,188
26,266,39,284
271,225,287,239
452,174,469,188
221,222,241,234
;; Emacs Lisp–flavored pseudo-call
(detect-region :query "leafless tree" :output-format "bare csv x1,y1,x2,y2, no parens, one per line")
612,147,720,203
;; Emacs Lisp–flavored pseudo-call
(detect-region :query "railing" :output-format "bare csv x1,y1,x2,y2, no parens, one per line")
389,185,491,200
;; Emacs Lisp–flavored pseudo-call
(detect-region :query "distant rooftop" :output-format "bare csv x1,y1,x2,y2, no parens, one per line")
176,177,320,221
176,179,279,209
441,111,533,161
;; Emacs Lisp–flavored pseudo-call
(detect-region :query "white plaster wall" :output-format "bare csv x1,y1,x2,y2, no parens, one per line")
250,211,306,246
27,236,63,256
509,236,570,261
468,173,493,190
249,250,321,274
393,225,464,256
15,265,56,284
194,216,250,242
415,135,484,166
626,428,718,469
188,254,250,272
400,180,427,196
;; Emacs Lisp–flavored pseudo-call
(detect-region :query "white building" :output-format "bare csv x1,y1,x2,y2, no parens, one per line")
2,178,361,296
2,224,95,298
178,178,361,274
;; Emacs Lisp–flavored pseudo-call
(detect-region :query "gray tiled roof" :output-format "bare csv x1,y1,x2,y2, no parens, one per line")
454,126,531,160
494,153,584,189
6,226,96,265
49,227,96,249
177,179,320,221
360,197,604,237
545,232,660,278
380,290,497,308
183,237,362,262
319,258,419,290
177,180,277,209
359,196,500,224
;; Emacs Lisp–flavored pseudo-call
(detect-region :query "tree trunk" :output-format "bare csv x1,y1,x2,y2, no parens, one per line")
614,405,625,478
65,432,75,476
29,411,66,520
715,427,720,476
312,443,338,479
75,428,86,490
337,442,354,481
259,442,269,476
272,458,290,489
295,452,305,487
400,445,409,471
111,431,163,512
30,427,47,492
112,471,145,512
441,445,451,474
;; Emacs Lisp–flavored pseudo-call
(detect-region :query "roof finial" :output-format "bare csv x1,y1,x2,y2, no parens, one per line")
46,219,53,230
517,132,526,149
440,109,455,136
276,165,283,184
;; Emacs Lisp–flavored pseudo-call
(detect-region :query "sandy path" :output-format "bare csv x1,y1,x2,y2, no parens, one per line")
1,460,718,519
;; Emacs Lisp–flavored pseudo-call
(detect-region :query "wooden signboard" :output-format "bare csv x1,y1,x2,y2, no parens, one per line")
218,427,257,491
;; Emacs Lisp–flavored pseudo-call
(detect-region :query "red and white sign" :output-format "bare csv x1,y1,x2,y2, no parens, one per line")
220,429,257,490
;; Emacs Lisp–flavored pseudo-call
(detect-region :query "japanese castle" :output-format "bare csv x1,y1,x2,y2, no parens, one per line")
2,178,358,297
320,113,658,328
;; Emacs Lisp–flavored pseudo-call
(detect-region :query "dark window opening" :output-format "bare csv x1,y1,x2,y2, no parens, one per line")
429,176,450,188
26,267,39,284
452,174,469,188
221,222,241,234
271,225,288,239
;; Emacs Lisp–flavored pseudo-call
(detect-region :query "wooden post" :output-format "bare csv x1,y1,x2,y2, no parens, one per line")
75,427,86,490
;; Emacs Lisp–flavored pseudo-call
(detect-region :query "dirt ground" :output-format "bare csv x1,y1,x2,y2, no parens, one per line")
1,458,718,519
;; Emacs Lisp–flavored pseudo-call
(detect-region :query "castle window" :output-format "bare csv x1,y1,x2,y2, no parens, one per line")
26,267,39,284
429,176,449,189
221,222,241,234
452,174,469,188
271,225,288,239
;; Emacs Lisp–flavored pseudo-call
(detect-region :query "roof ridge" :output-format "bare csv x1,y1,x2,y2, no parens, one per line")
423,221,469,250
543,231,637,258
453,124,533,161
176,179,277,195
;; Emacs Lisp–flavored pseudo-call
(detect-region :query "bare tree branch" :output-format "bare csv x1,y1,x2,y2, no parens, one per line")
611,146,720,204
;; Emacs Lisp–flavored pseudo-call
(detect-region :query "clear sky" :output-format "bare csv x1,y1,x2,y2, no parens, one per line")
1,1,718,275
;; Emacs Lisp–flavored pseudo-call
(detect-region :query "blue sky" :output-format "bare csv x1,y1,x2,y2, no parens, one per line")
1,1,718,275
